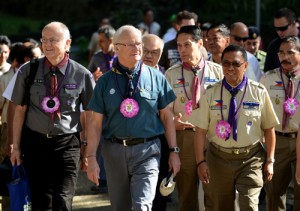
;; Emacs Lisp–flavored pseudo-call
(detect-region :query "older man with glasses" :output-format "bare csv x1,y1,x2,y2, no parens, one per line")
264,8,300,72
260,36,300,211
9,21,95,210
85,25,180,211
190,44,279,211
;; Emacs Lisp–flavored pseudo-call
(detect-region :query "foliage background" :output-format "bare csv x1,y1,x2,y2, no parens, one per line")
0,0,299,63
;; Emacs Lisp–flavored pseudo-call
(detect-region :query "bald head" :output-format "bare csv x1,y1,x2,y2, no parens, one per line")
43,22,71,40
229,22,249,47
142,34,164,67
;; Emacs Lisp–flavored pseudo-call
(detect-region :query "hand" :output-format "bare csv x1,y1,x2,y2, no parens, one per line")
86,156,100,186
93,67,103,81
168,152,181,176
174,113,195,131
197,161,210,184
264,162,274,183
10,146,22,166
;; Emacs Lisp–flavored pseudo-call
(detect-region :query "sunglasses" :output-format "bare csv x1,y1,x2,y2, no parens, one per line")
230,34,248,42
222,61,246,68
275,24,290,32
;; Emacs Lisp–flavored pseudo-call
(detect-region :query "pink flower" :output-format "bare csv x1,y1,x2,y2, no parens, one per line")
41,96,60,113
185,100,193,115
215,120,231,139
120,98,139,118
284,98,299,116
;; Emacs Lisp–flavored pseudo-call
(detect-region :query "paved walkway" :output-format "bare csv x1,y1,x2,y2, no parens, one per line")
73,171,179,211
73,171,266,211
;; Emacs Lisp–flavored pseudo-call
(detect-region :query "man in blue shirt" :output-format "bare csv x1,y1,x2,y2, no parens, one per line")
85,25,181,211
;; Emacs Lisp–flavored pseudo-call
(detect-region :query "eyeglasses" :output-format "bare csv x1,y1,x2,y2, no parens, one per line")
40,38,61,45
115,42,143,48
278,50,300,57
275,24,290,32
143,49,160,56
230,34,248,42
222,60,246,68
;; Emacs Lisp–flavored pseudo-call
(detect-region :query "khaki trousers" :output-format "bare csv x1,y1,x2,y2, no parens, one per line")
176,130,199,211
204,143,265,211
266,135,300,211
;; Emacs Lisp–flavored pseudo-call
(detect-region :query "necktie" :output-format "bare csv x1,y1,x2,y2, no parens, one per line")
191,69,200,109
223,76,247,141
282,74,294,131
51,67,58,97
125,71,134,98
228,89,238,140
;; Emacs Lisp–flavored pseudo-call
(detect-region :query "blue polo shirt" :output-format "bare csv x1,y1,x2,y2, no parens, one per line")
88,61,176,138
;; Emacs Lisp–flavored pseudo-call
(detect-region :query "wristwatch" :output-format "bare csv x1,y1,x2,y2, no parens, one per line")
266,157,275,163
169,147,180,153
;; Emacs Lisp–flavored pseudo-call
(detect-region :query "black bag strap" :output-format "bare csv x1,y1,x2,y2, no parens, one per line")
21,58,39,106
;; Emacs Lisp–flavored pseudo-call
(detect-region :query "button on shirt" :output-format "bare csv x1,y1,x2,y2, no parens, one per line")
10,57,95,135
88,61,176,138
260,68,300,133
165,61,223,122
189,79,279,148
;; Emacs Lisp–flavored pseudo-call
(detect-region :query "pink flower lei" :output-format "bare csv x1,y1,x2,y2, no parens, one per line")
120,98,139,118
284,98,299,116
215,120,231,140
41,96,60,113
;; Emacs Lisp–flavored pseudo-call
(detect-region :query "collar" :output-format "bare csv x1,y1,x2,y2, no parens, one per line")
44,54,69,75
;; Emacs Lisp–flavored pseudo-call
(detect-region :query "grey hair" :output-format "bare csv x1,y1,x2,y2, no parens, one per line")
113,25,141,44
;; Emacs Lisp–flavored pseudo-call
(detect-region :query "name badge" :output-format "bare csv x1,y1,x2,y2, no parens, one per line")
34,79,44,83
243,102,260,110
64,84,77,89
204,77,218,83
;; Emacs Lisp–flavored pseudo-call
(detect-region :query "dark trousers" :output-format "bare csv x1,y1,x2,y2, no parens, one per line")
21,126,80,211
152,135,169,211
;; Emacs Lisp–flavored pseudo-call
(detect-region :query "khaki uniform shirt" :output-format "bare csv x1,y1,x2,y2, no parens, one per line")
165,61,223,122
260,68,300,133
190,79,279,148
11,57,95,135
0,69,15,123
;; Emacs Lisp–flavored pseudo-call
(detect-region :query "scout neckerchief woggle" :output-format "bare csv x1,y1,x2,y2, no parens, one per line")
216,76,248,141
41,54,70,123
103,53,117,70
181,58,205,115
280,67,300,131
112,61,142,118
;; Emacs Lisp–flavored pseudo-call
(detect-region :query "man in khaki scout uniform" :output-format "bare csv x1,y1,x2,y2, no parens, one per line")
190,44,279,211
260,36,300,211
165,25,223,211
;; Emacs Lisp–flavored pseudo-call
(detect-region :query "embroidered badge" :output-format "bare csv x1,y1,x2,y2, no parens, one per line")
109,88,115,95
64,84,77,89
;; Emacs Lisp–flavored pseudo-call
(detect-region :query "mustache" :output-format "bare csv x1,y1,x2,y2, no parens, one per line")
281,60,292,65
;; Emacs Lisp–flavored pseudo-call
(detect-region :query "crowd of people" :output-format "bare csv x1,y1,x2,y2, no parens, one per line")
0,6,300,211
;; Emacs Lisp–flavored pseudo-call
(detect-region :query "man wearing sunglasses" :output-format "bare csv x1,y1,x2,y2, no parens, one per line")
261,35,300,211
264,8,299,72
229,22,263,82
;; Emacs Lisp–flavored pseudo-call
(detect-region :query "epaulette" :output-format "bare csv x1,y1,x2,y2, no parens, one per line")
165,63,182,73
248,79,264,90
264,68,278,75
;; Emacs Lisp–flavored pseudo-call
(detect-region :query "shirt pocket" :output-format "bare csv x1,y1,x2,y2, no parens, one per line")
60,89,80,112
239,109,262,142
139,90,158,111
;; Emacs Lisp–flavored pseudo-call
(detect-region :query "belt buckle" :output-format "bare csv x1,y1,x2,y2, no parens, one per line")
122,140,128,146
233,149,240,154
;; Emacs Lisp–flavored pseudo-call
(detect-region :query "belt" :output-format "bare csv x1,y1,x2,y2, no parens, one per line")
275,131,297,138
36,132,75,139
211,142,260,155
105,136,159,146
